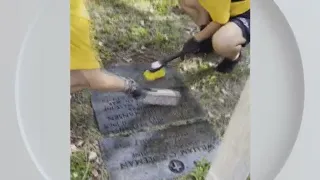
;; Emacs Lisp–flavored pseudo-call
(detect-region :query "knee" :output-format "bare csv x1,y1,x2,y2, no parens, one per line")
212,32,240,57
212,23,246,58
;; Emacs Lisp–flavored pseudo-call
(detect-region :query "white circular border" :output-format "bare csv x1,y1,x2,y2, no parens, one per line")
1,0,320,179
15,4,51,179
1,0,70,179
273,0,320,179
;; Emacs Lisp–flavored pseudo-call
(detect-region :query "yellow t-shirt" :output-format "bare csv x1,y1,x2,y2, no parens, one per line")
199,0,250,24
70,0,100,70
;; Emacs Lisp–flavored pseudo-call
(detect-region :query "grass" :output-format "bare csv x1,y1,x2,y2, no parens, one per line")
180,160,211,180
180,160,250,180
71,151,93,180
70,0,250,179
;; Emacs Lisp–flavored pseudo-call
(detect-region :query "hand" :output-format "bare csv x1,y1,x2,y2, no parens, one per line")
123,78,145,99
180,37,202,58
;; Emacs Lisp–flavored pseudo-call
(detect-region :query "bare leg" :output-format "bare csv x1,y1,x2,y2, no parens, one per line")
212,22,246,60
70,69,126,93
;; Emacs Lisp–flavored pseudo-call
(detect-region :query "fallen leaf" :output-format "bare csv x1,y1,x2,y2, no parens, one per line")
214,86,220,93
76,140,84,147
123,57,132,63
89,151,97,161
92,169,99,177
208,62,215,66
221,88,228,95
140,20,145,26
208,111,214,118
70,144,78,152
164,34,169,41
218,98,225,103
72,172,78,178
96,157,102,164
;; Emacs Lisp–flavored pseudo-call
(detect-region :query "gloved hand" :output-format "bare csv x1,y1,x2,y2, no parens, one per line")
181,37,202,54
123,77,146,99
180,37,202,59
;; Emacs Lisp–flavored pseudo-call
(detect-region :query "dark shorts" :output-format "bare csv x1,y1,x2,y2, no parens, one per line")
230,10,250,46
199,10,251,53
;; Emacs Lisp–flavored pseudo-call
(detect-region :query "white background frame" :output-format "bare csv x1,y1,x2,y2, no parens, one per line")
0,0,319,179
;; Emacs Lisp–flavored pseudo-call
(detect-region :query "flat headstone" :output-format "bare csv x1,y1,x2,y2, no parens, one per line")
100,121,219,180
91,64,206,135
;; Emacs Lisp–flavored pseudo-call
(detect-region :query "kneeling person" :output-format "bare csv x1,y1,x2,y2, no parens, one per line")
179,0,250,73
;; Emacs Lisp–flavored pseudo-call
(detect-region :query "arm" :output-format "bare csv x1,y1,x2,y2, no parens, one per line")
180,1,231,56
194,21,222,41
81,69,144,98
70,69,126,93
194,0,231,41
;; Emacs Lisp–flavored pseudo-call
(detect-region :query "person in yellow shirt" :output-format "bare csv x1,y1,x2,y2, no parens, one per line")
179,0,250,73
70,0,142,97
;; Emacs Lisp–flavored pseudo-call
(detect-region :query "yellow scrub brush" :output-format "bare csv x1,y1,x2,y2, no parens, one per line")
143,51,184,81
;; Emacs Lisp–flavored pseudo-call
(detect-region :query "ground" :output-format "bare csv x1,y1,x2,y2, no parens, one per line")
70,0,250,179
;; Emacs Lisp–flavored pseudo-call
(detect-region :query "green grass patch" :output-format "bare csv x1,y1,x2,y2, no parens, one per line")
179,159,251,180
88,0,185,56
150,0,179,15
130,26,149,39
70,151,93,180
180,159,211,180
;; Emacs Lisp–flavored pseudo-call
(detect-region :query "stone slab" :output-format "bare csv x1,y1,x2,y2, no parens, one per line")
100,121,219,180
91,64,206,135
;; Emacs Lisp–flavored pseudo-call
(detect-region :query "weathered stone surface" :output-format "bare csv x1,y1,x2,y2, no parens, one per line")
91,64,206,134
100,121,219,180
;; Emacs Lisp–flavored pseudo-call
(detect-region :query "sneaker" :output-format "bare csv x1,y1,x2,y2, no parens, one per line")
216,53,242,73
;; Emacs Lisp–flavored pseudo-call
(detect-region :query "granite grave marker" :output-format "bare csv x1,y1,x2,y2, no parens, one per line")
100,121,219,180
91,64,206,134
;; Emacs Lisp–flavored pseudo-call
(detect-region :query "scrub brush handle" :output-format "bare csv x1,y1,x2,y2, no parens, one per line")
160,51,185,65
